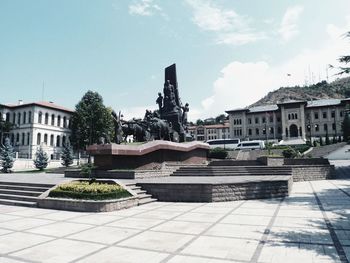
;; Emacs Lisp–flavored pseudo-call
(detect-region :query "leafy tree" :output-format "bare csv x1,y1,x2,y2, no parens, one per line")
0,114,15,144
61,143,74,167
34,147,49,171
196,119,204,125
282,147,299,158
0,138,15,173
70,91,114,152
215,114,227,124
330,32,350,75
342,111,350,141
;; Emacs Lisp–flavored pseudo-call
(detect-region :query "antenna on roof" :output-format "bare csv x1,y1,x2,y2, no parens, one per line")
41,81,45,101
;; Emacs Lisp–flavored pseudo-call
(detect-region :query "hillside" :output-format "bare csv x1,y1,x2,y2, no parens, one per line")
251,76,350,107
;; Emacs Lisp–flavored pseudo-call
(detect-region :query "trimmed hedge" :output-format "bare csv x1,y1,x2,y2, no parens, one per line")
49,181,131,200
208,147,228,159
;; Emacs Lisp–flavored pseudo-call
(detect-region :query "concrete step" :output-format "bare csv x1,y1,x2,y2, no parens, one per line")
0,184,50,192
0,193,38,202
0,181,54,188
0,198,37,207
137,193,153,200
0,189,44,196
138,198,157,205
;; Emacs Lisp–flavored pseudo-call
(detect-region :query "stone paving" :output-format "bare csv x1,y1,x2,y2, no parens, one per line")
0,179,350,262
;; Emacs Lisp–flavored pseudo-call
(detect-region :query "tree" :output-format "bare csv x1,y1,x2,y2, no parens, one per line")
34,147,49,171
325,133,330,145
0,138,15,173
342,111,350,142
330,32,350,75
61,143,74,167
215,114,227,124
319,136,324,146
196,119,204,126
70,91,114,153
0,114,15,144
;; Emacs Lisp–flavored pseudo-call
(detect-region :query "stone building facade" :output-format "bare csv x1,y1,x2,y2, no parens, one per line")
226,98,350,143
188,122,230,141
0,101,73,159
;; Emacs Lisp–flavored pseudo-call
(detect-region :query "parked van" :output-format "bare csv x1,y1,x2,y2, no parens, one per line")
206,138,240,149
235,140,265,150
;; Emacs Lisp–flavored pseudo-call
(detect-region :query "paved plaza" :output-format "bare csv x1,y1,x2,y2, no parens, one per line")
0,179,350,262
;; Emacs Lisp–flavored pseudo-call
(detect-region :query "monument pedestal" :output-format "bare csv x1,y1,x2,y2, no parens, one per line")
87,141,209,170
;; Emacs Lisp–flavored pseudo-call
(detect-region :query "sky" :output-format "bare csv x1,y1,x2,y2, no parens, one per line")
0,0,350,121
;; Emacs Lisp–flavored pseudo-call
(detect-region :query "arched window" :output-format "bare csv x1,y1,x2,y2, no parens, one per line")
50,135,54,146
37,133,41,145
63,116,67,128
17,113,21,125
22,133,25,145
56,135,61,147
45,113,49,124
68,119,71,128
44,134,48,145
62,136,66,146
38,112,42,124
23,112,27,124
12,113,16,124
27,132,30,145
28,111,32,123
16,133,19,144
51,114,55,125
57,116,61,127
295,113,298,119
288,114,291,120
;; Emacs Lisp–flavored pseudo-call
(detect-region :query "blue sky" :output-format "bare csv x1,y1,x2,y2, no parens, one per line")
0,0,350,120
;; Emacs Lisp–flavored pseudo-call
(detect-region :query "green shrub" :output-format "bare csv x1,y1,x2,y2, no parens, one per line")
208,147,228,159
292,144,310,153
282,147,299,158
80,163,96,179
49,181,131,200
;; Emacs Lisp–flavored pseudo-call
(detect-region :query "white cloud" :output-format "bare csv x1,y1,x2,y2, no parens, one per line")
278,5,304,42
129,0,162,16
192,18,350,120
185,0,265,46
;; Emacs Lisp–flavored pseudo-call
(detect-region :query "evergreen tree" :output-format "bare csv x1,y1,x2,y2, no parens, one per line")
61,143,74,167
325,133,330,145
342,111,350,142
34,147,49,171
0,138,15,173
70,91,114,152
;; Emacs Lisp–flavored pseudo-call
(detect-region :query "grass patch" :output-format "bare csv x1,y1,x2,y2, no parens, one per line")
49,181,131,200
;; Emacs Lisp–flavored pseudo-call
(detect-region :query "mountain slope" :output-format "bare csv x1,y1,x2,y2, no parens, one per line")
251,77,350,107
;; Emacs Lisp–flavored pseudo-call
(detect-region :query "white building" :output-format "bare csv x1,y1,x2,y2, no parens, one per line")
226,98,350,144
0,101,73,160
188,122,230,141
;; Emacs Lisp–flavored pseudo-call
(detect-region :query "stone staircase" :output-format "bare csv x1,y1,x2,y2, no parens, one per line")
0,181,55,207
124,182,157,205
171,166,292,177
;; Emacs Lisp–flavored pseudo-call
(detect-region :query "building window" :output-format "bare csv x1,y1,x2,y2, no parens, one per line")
50,135,54,146
314,112,319,120
262,117,266,123
45,113,49,124
37,133,41,145
12,113,16,124
315,124,319,132
23,112,27,124
28,111,32,123
323,112,327,119
324,124,328,132
27,132,30,145
21,133,25,145
332,123,336,131
248,118,252,124
270,127,274,134
38,112,43,124
295,113,298,119
17,113,21,125
56,135,61,147
16,133,19,144
269,116,273,123
5,113,10,122
51,114,55,125
11,134,14,144
262,128,266,135
331,111,335,118
44,134,48,145
248,129,252,135
340,111,343,117
277,116,281,122
57,116,61,127
255,118,259,124
256,128,259,135
288,114,291,120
